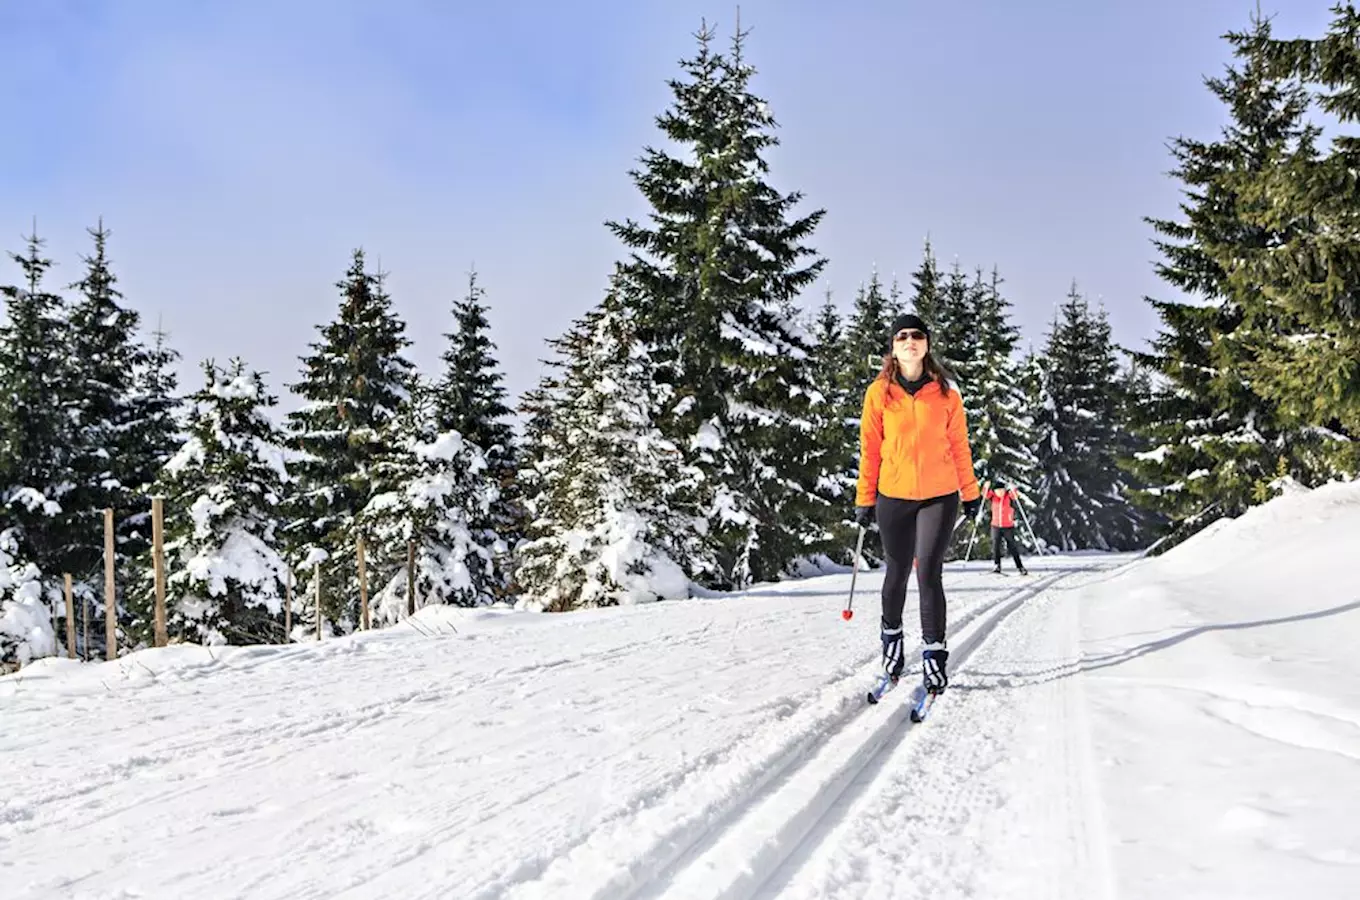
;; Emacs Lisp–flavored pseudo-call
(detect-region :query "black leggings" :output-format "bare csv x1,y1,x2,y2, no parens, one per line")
992,526,1023,568
876,492,959,645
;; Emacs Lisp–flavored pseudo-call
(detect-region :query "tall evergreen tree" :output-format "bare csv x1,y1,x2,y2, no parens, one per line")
285,250,415,629
844,270,894,377
133,359,290,646
63,221,155,576
1127,10,1343,546
1222,4,1360,441
126,322,184,501
435,269,516,460
1032,285,1144,551
931,260,981,382
361,378,502,620
908,238,942,327
807,289,863,564
606,22,827,587
434,268,522,591
839,269,895,562
969,267,1036,493
1015,345,1049,552
933,264,987,558
0,229,76,595
517,282,709,609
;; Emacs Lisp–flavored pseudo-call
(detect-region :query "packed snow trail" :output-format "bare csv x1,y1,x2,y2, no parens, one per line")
1,559,1087,900
6,481,1360,900
642,565,1089,900
760,564,1122,900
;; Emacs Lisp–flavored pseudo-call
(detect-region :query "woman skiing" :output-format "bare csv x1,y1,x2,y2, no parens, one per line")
983,481,1029,575
854,313,981,695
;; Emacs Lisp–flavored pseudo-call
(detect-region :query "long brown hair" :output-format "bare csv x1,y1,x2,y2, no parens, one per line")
877,347,954,398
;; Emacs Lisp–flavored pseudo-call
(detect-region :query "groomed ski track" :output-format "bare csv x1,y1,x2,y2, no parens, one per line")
509,557,1122,900
635,564,1104,900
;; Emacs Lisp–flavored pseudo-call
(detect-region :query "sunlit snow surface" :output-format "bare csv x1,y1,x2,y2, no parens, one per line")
4,482,1360,898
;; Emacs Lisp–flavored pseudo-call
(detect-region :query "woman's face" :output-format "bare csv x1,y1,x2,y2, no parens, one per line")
892,327,929,368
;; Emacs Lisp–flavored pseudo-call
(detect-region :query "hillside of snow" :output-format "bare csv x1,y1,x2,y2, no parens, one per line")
3,481,1359,899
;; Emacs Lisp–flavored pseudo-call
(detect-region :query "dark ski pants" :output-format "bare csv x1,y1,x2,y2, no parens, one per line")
876,492,959,646
992,526,1024,569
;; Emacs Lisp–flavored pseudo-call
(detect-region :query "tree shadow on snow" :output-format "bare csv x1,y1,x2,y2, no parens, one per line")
952,598,1360,693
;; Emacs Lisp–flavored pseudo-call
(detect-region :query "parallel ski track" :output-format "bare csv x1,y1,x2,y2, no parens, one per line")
635,563,1098,900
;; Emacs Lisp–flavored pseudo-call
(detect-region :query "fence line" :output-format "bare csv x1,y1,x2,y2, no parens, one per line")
13,502,432,672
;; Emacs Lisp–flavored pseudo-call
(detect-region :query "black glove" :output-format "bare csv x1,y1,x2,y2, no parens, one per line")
854,505,875,528
962,495,982,521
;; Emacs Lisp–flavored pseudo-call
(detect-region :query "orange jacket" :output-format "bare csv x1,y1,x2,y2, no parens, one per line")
856,377,981,506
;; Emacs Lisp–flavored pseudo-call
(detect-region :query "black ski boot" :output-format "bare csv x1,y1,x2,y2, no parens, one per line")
881,622,904,681
922,644,949,694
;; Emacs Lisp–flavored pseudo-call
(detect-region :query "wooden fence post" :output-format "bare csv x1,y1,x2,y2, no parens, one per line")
284,568,292,643
315,563,322,641
357,538,369,630
63,574,76,659
103,508,117,660
407,540,416,618
151,497,168,648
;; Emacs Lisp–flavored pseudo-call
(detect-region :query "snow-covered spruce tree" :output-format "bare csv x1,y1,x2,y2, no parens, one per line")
931,262,985,558
966,267,1037,559
359,379,501,622
1017,345,1050,549
1032,285,1145,551
931,260,981,383
434,269,522,591
1126,11,1344,547
517,280,709,610
63,221,160,583
285,250,414,630
907,237,942,327
435,269,516,462
1113,359,1165,537
1222,6,1360,441
0,229,77,660
606,22,828,587
844,270,895,378
135,359,291,646
125,323,184,502
807,289,865,565
514,372,563,539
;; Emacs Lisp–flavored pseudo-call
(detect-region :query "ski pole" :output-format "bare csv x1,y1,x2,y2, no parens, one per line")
963,512,980,562
1015,499,1043,556
842,525,867,621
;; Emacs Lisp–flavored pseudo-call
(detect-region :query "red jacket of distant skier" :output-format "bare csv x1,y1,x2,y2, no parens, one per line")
986,487,1017,528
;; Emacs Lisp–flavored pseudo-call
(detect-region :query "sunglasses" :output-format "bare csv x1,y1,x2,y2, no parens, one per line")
894,329,927,342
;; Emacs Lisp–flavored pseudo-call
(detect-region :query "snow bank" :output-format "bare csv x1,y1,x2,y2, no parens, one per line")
1076,479,1360,898
1137,479,1360,580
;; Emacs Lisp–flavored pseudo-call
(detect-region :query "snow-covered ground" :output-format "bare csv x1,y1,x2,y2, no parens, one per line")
4,482,1359,899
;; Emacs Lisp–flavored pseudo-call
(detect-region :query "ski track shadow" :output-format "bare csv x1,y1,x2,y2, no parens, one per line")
954,598,1360,692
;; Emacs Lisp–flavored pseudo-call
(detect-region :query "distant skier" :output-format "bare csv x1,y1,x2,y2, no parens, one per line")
983,481,1029,575
855,313,982,695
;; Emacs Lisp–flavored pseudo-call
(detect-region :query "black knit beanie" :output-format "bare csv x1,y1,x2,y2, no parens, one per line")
887,313,930,350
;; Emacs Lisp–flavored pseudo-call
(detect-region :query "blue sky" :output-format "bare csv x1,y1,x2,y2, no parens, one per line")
0,0,1339,411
